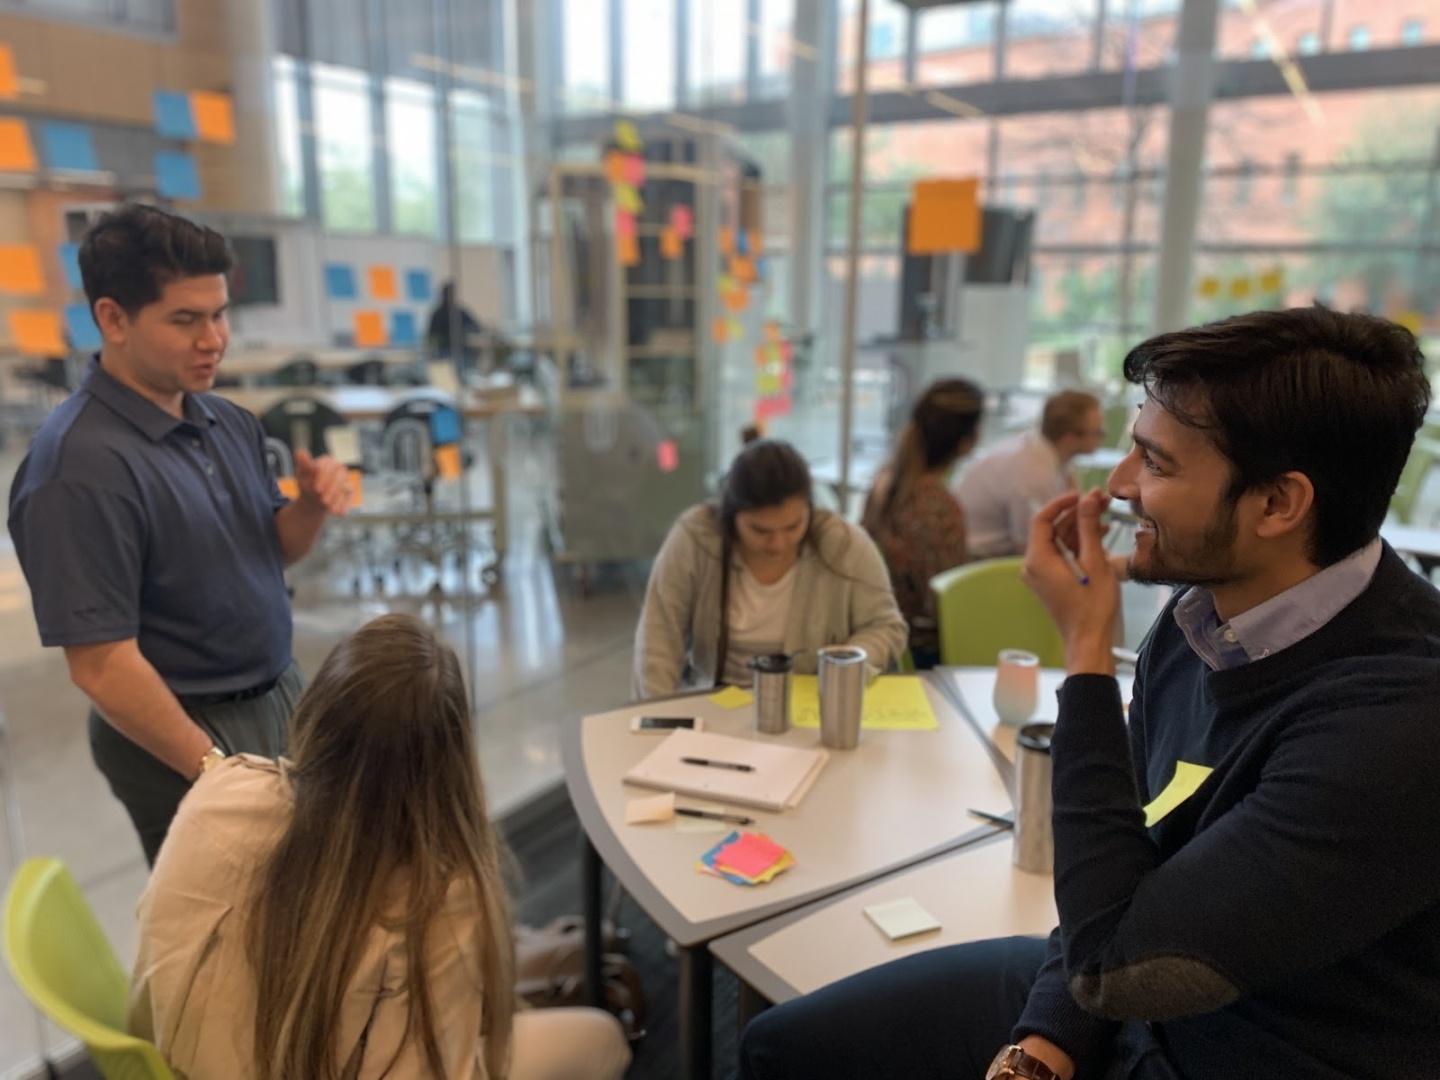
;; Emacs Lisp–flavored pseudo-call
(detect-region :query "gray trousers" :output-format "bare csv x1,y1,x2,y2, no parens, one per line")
88,662,304,866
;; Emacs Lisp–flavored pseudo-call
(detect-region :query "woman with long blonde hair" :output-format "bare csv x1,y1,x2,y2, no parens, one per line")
130,613,630,1079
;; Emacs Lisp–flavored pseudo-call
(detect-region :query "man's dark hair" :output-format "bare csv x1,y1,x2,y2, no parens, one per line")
1123,305,1430,567
78,202,232,316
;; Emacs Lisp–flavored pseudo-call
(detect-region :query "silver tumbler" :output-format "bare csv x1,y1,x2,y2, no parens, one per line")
750,653,793,735
817,645,867,750
1013,721,1055,875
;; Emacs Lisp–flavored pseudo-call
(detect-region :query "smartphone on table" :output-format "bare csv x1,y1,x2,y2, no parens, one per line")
630,715,703,733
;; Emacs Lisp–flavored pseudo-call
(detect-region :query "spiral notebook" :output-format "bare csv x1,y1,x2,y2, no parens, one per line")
623,730,829,813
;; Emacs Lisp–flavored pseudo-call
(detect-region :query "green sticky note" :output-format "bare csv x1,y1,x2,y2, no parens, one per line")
709,686,753,710
789,675,939,730
864,897,942,941
1142,761,1214,827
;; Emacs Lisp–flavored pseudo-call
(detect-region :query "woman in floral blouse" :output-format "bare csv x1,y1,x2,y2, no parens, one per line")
862,379,985,668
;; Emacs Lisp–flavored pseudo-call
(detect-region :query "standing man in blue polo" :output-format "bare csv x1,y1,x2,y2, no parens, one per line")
7,203,352,865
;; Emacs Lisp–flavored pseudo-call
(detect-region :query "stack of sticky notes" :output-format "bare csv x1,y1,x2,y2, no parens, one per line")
697,831,794,886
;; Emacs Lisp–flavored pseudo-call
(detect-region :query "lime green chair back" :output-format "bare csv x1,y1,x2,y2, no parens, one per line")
1390,436,1440,526
4,858,174,1080
930,557,1066,669
1103,400,1135,448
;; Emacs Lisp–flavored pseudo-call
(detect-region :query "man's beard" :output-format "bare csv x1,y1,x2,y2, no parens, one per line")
1126,496,1240,590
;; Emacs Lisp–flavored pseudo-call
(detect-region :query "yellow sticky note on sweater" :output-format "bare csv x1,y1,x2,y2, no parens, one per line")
1143,761,1213,827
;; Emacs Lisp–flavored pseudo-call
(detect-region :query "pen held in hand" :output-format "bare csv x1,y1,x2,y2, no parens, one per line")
1054,538,1090,586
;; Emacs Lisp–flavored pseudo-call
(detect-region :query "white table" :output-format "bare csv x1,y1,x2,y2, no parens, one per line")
562,674,1013,1080
221,345,420,385
1382,523,1440,565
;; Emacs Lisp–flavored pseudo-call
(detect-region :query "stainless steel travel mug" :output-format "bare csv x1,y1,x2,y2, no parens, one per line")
817,645,867,750
751,653,793,735
1013,721,1055,875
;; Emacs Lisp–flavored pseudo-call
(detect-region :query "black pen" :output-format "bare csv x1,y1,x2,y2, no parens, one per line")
968,808,1015,829
676,807,754,825
681,756,754,772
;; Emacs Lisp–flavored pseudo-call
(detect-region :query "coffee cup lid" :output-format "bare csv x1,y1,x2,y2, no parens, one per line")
751,652,793,673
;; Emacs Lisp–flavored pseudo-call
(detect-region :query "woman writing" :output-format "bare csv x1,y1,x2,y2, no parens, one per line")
634,438,907,698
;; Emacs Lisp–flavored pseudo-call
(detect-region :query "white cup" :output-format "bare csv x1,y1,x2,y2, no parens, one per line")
993,649,1040,728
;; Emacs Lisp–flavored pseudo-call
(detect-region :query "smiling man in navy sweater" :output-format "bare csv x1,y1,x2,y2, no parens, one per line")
739,307,1440,1080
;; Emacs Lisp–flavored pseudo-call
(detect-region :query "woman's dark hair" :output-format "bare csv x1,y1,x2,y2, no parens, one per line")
78,202,232,316
1123,305,1430,566
863,378,984,533
712,439,815,686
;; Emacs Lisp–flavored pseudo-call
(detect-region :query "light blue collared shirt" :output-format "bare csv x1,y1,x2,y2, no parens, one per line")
1172,539,1383,671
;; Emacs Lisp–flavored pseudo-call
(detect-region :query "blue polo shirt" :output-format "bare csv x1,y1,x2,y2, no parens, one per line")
7,359,293,695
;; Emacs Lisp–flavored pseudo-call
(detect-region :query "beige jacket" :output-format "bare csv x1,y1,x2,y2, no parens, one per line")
129,756,492,1079
632,504,908,699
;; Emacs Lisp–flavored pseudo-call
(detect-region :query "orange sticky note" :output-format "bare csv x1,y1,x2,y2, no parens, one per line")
0,45,18,101
367,266,398,300
190,91,236,144
729,255,756,283
0,118,36,172
723,284,749,313
660,226,682,260
276,476,300,500
434,443,462,479
8,309,64,356
604,149,628,185
618,229,640,267
347,468,364,508
353,310,387,347
0,245,44,295
907,178,981,255
719,227,735,256
711,316,730,344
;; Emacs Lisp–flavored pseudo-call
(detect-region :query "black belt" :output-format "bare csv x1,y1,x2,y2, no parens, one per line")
176,674,281,709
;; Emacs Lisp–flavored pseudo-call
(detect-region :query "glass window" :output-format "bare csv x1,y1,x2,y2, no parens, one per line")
1101,2,1179,70
1250,38,1269,58
1400,18,1424,46
386,78,439,236
452,89,498,243
1347,25,1371,50
1281,152,1300,206
273,55,306,218
917,2,999,85
562,0,611,112
1219,0,1322,61
688,0,746,105
313,62,377,233
755,0,795,99
838,0,910,93
622,0,675,111
1005,0,1100,79
1297,31,1320,54
1234,159,1253,205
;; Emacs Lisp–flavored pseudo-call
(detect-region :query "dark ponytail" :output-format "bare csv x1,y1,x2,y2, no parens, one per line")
863,378,984,534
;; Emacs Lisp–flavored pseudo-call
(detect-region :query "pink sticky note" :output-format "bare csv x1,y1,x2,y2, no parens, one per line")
657,438,679,473
623,153,646,187
615,209,636,239
715,834,787,879
670,204,694,239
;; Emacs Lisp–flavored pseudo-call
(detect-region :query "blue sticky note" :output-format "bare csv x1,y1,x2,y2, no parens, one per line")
429,407,461,445
405,268,432,302
41,123,98,172
155,151,201,200
58,243,82,289
64,303,102,352
325,263,357,300
152,90,197,139
390,310,418,346
735,229,749,256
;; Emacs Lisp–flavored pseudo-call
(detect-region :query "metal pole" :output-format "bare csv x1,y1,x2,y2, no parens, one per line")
838,0,870,507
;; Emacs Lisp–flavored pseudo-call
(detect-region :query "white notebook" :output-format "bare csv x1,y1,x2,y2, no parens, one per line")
623,730,828,813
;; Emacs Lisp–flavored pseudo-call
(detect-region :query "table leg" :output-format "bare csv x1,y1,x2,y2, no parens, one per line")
678,944,713,1080
487,414,509,564
737,979,770,1032
581,835,604,1008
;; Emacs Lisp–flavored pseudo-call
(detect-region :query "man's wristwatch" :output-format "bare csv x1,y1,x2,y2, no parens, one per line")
987,1045,1062,1080
196,745,226,778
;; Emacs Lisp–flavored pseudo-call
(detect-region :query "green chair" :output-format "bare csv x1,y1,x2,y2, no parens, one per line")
930,557,1066,669
1389,436,1440,526
4,858,174,1080
1102,399,1136,449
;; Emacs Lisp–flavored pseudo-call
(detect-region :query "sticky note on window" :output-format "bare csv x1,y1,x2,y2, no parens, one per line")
614,119,641,151
708,686,753,710
58,242,82,288
0,245,43,295
153,90,197,139
323,424,361,465
41,122,97,171
325,263,357,299
656,438,679,473
0,118,35,171
1142,761,1213,827
405,268,431,301
389,310,418,346
604,149,628,185
618,230,640,267
367,265,398,300
429,407,461,445
670,204,693,239
0,45,17,101
614,183,641,214
622,153,645,187
729,255,756,283
347,468,364,508
64,303,101,351
660,226,682,260
719,226,735,255
155,150,201,200
907,177,980,255
1229,276,1252,300
190,91,236,144
615,209,636,239
434,443,462,479
1197,276,1220,298
276,476,300,500
8,309,65,356
353,310,387,347
864,897,942,941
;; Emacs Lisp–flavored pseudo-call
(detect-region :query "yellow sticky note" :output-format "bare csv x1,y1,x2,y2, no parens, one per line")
1229,276,1253,300
1259,267,1285,294
1394,310,1425,336
614,183,642,214
0,45,18,101
788,675,939,731
434,443,462,480
614,119,641,151
0,118,36,172
0,245,44,295
1142,761,1214,827
190,90,236,144
709,686,754,710
353,310,387,348
1197,276,1221,299
276,476,300,500
8,309,64,356
907,177,981,255
367,265,398,300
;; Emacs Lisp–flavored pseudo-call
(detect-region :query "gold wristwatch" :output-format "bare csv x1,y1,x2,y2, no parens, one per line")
196,745,226,777
987,1045,1062,1080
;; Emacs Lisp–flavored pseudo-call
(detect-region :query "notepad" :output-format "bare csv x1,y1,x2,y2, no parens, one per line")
864,897,942,941
789,675,939,731
624,730,827,813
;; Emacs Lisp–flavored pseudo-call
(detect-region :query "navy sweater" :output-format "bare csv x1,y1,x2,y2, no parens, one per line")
1014,545,1440,1079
